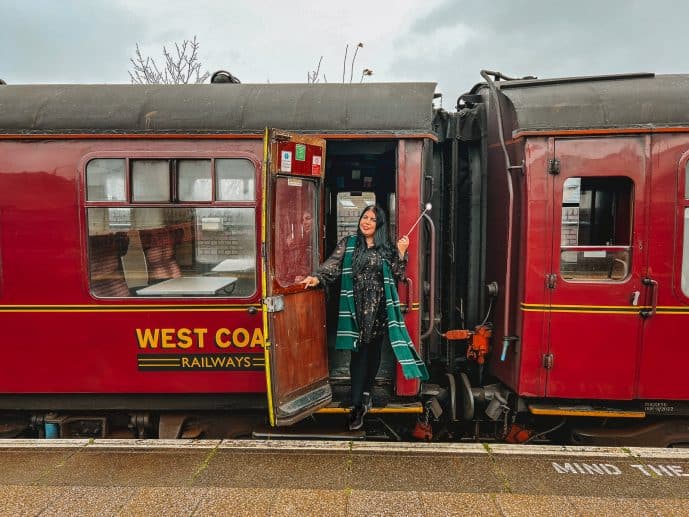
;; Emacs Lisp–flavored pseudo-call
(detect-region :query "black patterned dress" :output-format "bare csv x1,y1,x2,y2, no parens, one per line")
315,236,408,346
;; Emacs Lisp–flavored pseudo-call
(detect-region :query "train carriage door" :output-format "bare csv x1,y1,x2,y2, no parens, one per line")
262,129,331,426
636,150,689,399
545,137,646,399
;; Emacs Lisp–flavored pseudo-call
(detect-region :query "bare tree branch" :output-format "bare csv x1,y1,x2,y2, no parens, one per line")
308,56,324,84
350,42,363,83
129,36,210,84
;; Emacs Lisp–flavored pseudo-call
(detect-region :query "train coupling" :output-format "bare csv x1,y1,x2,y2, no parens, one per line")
443,324,493,364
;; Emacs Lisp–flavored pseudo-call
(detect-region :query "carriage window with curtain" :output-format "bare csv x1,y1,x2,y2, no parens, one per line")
85,157,257,298
560,177,633,281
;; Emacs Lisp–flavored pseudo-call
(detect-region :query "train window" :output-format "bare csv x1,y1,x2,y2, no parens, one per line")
132,160,171,202
86,159,125,201
336,192,376,241
178,159,212,201
274,177,317,287
560,177,633,281
84,156,259,298
216,159,255,201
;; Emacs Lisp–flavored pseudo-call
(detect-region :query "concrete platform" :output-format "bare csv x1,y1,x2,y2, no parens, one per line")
1,439,688,515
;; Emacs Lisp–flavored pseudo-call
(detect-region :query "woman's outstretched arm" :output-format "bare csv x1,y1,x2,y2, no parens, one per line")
300,236,349,288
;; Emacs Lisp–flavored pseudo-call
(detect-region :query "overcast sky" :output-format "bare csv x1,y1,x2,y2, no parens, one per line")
2,0,689,106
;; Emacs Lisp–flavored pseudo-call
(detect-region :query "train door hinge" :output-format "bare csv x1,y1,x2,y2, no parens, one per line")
546,273,557,289
263,295,285,313
542,353,554,369
547,158,560,175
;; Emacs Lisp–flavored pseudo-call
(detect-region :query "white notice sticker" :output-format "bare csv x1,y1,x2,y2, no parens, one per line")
281,150,292,173
312,155,322,175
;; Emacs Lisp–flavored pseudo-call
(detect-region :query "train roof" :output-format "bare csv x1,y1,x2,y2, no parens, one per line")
475,73,689,133
0,82,437,136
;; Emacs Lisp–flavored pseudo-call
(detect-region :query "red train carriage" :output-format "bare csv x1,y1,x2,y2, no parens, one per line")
0,82,435,438
440,72,689,445
0,73,688,445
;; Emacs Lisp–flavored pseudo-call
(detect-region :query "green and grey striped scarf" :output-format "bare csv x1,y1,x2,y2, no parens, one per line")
335,235,429,381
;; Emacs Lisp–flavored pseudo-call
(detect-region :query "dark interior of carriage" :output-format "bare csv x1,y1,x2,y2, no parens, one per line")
322,140,399,402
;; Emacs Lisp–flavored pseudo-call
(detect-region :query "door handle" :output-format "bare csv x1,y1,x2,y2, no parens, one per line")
640,277,658,318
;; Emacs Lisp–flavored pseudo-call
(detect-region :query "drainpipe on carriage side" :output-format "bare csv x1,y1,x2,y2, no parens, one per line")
479,70,521,360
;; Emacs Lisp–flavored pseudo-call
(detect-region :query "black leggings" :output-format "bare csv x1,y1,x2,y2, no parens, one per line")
350,333,384,407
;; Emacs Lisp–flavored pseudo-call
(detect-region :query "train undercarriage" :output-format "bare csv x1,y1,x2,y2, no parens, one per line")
3,380,689,448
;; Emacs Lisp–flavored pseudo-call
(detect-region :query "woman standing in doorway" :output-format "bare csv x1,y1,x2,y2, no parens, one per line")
300,205,428,431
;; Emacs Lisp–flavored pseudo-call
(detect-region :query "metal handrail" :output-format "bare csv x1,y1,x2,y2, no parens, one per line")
421,212,436,340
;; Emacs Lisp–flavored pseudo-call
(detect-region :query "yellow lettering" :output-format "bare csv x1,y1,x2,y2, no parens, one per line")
190,357,201,368
136,327,261,351
177,328,193,349
233,328,250,348
250,328,265,348
215,328,231,349
181,356,190,367
193,328,208,349
210,356,225,367
136,328,160,349
161,328,176,348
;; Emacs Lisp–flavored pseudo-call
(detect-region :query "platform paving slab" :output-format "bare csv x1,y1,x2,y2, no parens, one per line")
2,450,79,485
347,454,499,492
192,487,279,516
118,486,211,516
416,492,501,516
0,485,65,516
37,486,139,516
192,451,349,490
38,449,212,487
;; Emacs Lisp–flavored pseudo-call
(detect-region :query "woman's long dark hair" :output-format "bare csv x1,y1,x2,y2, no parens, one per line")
353,205,393,272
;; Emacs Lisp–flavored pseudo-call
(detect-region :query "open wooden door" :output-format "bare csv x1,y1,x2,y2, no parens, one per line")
262,129,331,426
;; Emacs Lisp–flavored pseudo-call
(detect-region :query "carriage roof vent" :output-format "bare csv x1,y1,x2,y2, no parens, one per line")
210,70,241,84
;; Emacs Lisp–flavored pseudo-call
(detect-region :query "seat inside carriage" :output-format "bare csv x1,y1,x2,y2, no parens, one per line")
88,232,130,297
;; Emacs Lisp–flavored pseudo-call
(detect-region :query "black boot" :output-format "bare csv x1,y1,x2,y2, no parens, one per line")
348,405,366,431
362,392,373,412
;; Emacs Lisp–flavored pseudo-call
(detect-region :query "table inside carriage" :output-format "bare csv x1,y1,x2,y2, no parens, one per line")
135,276,237,296
210,258,255,273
